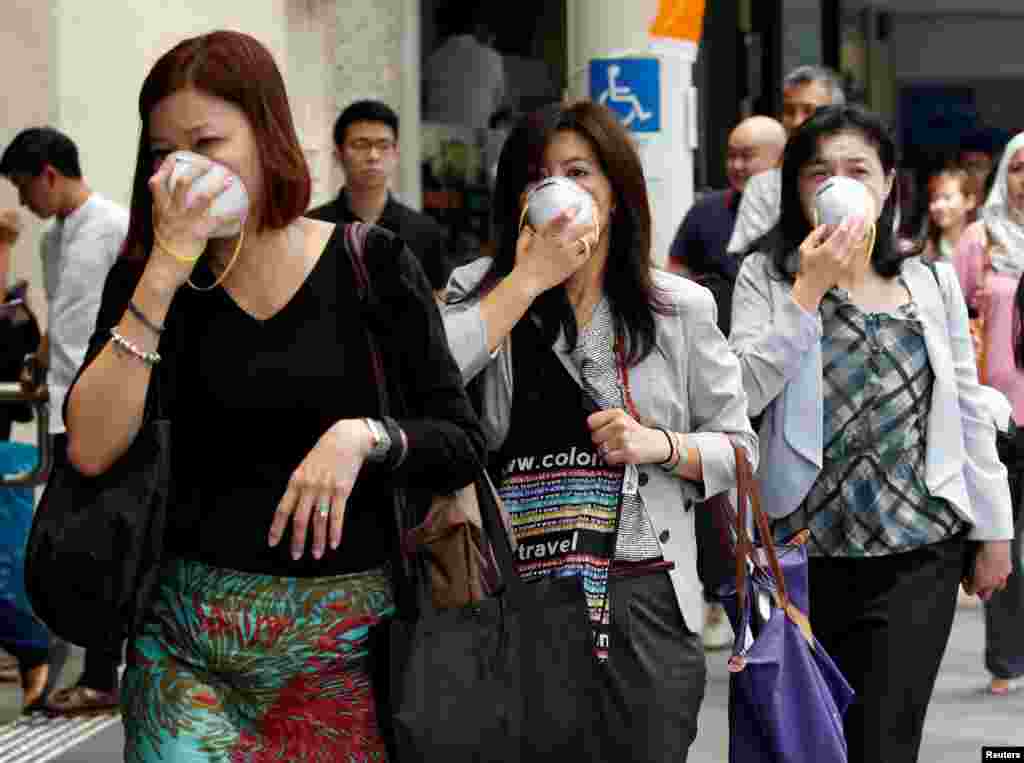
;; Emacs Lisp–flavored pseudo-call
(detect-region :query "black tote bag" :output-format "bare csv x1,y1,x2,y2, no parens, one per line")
343,222,612,762
24,362,169,648
387,470,610,763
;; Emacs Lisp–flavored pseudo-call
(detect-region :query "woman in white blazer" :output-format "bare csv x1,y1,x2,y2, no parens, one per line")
443,101,756,763
730,104,1013,763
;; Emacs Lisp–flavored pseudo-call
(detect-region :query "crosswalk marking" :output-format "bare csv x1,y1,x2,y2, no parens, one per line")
0,714,120,763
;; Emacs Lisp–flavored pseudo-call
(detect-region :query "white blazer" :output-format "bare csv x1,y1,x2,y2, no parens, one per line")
730,253,1013,542
442,260,758,632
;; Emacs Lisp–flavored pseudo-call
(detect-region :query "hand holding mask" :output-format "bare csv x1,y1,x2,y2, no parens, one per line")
163,151,249,238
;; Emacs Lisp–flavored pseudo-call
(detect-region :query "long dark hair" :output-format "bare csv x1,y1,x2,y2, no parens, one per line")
462,101,673,367
770,104,906,280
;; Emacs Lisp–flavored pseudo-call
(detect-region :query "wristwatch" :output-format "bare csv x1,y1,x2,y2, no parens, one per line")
363,418,392,463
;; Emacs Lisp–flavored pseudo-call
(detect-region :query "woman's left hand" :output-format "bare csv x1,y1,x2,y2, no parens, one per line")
588,409,671,466
967,540,1012,601
268,419,373,561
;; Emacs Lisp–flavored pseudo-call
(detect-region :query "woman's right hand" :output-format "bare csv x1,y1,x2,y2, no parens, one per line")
513,207,599,297
791,216,867,311
142,156,235,295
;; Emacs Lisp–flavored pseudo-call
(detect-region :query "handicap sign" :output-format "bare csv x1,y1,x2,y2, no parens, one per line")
589,58,661,133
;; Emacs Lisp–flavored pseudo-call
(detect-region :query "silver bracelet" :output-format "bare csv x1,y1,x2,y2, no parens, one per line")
109,328,161,367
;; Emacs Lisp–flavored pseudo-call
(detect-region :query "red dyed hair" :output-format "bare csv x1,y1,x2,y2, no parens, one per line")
122,30,311,260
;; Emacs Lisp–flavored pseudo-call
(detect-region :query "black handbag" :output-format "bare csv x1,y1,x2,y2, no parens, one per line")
24,361,170,648
343,222,612,762
387,471,610,763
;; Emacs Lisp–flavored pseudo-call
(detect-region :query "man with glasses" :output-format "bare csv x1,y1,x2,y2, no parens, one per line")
308,100,449,291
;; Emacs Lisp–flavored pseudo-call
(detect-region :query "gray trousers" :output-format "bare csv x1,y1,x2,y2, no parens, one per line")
598,572,707,763
985,519,1024,680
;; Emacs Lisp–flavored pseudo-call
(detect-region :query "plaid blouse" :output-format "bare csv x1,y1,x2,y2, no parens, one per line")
773,283,965,557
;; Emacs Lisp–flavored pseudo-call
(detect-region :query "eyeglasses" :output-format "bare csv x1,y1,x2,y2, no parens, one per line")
347,139,397,155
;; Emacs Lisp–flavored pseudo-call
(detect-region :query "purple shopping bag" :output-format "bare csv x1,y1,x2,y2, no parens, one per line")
715,447,855,763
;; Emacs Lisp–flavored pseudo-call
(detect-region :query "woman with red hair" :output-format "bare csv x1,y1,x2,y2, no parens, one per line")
64,31,484,761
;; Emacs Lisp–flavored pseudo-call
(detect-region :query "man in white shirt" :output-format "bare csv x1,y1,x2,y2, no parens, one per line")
726,65,845,255
1,126,127,715
423,8,506,129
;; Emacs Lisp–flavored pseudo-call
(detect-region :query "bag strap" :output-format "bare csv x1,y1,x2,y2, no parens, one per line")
731,445,788,612
726,444,815,654
342,223,410,579
343,222,524,608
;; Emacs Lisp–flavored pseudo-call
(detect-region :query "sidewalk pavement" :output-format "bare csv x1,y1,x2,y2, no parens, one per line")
0,602,1020,761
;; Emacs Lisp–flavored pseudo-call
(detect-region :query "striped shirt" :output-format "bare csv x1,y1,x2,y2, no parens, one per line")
571,299,662,561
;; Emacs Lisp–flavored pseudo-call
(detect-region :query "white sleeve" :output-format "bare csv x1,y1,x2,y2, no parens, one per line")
48,230,121,391
727,170,781,254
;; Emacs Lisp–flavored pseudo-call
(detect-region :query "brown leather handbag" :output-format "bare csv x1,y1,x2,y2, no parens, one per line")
343,221,509,611
405,480,508,610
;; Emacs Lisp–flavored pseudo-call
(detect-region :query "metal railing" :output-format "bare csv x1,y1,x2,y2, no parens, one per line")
0,353,52,487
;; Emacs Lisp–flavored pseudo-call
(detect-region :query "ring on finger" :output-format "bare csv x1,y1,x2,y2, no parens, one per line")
317,499,331,519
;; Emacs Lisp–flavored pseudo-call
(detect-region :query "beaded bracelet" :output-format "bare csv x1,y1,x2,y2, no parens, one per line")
110,328,161,367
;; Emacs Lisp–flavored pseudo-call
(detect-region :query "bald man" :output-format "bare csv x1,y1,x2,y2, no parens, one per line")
726,65,845,255
667,116,786,331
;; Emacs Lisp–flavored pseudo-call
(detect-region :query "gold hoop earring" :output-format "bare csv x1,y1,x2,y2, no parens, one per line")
518,204,530,235
863,222,877,265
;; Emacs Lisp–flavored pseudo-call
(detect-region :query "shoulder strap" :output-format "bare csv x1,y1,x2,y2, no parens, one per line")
343,222,388,401
341,222,414,593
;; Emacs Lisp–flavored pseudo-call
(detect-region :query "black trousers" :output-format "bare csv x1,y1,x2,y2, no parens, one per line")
808,535,964,763
598,572,706,763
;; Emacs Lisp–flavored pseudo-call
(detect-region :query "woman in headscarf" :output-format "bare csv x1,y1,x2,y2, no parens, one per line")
954,131,1024,696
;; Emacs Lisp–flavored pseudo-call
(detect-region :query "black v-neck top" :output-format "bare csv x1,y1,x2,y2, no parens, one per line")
69,224,485,576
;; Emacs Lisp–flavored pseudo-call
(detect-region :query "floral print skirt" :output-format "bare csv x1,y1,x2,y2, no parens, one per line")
122,558,394,762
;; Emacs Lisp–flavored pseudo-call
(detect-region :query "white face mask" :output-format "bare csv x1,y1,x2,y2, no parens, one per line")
522,176,596,230
164,151,249,238
813,175,875,228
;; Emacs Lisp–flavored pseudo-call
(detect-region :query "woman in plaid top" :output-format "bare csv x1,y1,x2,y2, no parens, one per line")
730,104,1013,763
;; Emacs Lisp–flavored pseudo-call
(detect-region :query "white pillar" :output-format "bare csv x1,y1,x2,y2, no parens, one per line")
332,0,422,209
566,0,698,268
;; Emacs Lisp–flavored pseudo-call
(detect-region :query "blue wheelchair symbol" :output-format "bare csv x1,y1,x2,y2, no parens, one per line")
590,58,660,133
